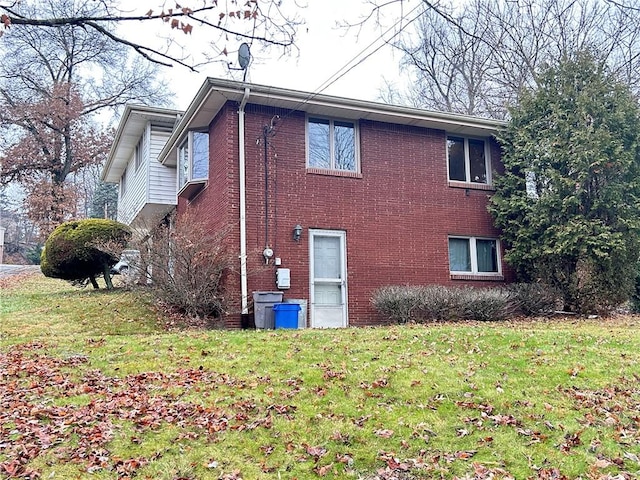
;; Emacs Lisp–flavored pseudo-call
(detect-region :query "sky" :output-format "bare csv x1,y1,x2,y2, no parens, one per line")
1,1,414,206
140,1,412,110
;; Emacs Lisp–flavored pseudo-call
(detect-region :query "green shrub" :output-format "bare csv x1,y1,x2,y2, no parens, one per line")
629,266,640,313
41,219,131,289
26,245,43,265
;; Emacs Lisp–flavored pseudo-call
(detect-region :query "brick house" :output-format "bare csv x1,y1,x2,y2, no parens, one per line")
102,78,513,328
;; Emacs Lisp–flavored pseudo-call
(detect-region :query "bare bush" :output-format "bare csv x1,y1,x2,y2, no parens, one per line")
506,283,558,317
414,285,463,321
143,213,234,321
457,287,512,321
371,285,426,323
372,284,536,323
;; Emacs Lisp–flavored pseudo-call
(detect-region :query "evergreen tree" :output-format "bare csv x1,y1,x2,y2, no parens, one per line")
90,182,118,220
489,51,640,313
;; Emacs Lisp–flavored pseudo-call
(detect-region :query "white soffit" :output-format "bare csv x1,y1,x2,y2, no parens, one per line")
158,78,504,165
102,105,181,182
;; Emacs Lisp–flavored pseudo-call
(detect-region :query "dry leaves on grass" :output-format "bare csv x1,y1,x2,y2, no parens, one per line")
453,384,640,478
3,339,640,479
0,272,37,291
0,343,291,478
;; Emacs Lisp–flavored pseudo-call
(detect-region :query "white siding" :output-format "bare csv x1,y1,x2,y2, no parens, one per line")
126,127,149,224
117,168,127,224
117,149,139,225
148,127,177,205
116,123,177,226
117,127,147,225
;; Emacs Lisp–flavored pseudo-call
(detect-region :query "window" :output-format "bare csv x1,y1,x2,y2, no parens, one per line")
178,131,209,191
447,136,490,184
134,142,142,171
178,137,188,189
308,117,358,172
120,166,128,197
448,237,500,274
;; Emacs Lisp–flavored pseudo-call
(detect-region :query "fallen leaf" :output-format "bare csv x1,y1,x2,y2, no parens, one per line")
624,451,640,463
305,445,328,459
592,458,612,469
314,463,334,476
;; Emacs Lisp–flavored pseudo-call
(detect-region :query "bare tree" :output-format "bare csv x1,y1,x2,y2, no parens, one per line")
383,0,640,118
399,5,498,117
476,0,640,100
0,0,300,71
0,0,169,115
0,0,170,236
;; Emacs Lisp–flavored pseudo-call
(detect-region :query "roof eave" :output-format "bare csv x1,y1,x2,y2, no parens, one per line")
102,105,183,183
158,78,506,166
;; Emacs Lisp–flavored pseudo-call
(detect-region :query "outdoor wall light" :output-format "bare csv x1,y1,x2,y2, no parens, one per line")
293,224,303,242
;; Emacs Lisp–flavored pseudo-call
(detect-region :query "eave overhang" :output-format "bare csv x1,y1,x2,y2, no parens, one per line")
102,105,183,183
158,78,506,167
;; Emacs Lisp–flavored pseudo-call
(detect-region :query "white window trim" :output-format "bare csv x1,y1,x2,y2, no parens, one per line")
178,135,189,187
177,130,209,196
448,236,502,276
446,136,492,185
306,116,360,173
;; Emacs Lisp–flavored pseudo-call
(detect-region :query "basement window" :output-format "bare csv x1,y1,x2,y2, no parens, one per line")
448,236,501,275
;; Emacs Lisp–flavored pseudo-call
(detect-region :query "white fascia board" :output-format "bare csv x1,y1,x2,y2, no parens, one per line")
102,105,182,182
157,78,506,166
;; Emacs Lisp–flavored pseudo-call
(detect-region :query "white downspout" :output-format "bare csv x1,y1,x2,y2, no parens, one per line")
239,87,250,314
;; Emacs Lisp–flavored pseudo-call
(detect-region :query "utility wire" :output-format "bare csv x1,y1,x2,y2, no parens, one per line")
271,2,425,132
258,4,424,253
312,2,423,96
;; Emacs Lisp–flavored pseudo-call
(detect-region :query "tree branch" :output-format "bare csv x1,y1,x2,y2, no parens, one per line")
0,3,297,70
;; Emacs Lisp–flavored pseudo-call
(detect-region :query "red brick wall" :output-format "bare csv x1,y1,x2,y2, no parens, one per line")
177,104,244,327
182,102,514,328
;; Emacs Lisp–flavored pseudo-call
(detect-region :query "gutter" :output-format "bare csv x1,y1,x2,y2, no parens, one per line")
239,87,250,315
158,78,503,169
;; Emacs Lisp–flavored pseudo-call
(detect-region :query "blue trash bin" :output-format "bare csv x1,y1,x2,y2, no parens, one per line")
273,303,301,329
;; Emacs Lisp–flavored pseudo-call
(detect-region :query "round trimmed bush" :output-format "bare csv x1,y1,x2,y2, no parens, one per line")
41,219,131,288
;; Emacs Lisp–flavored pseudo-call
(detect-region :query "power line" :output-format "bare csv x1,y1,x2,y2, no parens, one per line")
271,2,425,133
312,2,423,96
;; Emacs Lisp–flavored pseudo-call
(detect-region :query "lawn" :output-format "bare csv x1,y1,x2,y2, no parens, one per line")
1,274,640,479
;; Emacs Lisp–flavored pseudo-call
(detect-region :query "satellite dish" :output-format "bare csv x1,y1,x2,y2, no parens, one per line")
238,43,251,70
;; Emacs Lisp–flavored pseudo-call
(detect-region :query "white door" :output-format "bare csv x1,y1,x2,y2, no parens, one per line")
310,230,348,328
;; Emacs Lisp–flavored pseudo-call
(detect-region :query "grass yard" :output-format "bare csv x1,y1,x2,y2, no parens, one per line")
1,274,640,479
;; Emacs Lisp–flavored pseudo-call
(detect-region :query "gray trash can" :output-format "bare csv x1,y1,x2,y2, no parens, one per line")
283,299,308,329
252,291,284,329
